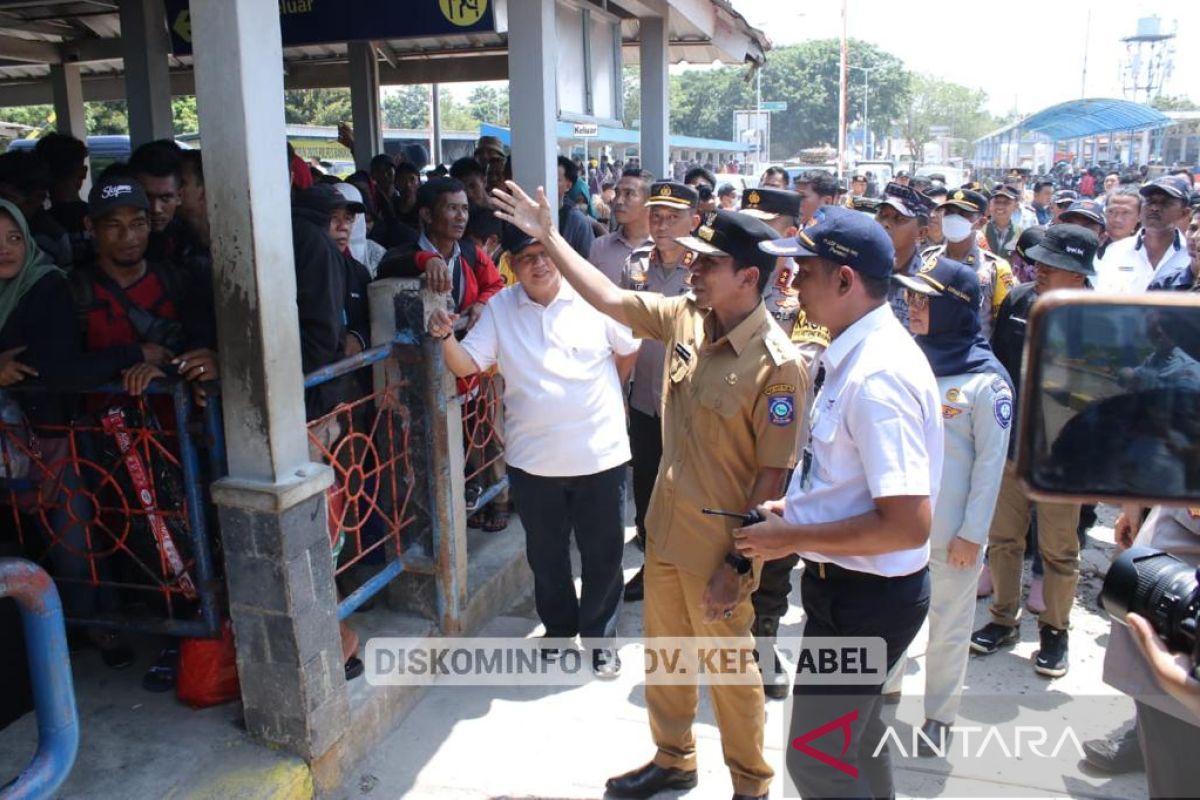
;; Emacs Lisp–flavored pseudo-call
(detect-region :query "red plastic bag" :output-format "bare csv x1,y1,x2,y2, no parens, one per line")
177,620,241,709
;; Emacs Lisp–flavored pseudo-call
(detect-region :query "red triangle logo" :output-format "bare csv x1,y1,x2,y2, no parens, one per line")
790,709,860,778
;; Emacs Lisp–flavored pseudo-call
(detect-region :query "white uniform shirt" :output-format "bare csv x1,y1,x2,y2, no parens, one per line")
1094,229,1189,294
460,280,639,477
930,372,1011,550
784,304,943,576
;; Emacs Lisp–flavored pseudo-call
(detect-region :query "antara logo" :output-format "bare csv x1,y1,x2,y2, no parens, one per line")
790,710,860,778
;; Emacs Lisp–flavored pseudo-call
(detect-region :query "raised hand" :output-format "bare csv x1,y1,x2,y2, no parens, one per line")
491,181,554,241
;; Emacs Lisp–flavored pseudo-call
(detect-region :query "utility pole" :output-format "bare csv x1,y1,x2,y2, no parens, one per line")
850,65,877,160
837,0,847,179
1081,9,1091,98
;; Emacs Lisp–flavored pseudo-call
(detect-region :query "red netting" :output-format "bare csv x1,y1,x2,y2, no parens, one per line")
306,377,416,579
0,400,198,617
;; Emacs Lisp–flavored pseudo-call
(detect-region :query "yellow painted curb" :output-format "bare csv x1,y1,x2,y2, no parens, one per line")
179,760,314,800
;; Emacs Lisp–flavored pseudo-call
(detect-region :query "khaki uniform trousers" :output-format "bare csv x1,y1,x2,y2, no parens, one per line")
988,462,1081,631
644,551,773,796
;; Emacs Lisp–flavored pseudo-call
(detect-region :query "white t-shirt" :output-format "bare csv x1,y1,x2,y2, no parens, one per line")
460,280,638,477
784,304,943,577
1094,229,1190,293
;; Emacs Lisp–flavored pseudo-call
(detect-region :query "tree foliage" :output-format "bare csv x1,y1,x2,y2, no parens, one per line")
899,74,994,161
283,88,352,127
1151,94,1198,112
382,85,431,129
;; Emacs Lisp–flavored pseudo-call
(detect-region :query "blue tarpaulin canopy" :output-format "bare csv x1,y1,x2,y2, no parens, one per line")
1016,98,1172,139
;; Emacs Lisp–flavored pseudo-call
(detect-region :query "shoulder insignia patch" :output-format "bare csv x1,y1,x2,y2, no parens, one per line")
764,333,800,367
991,377,1010,395
793,320,831,348
768,394,795,426
942,404,964,420
994,394,1013,429
764,383,796,396
682,250,697,267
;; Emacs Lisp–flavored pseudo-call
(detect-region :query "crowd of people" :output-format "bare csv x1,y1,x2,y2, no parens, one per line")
3,123,1198,797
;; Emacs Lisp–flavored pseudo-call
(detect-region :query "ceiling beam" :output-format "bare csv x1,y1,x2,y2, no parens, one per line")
0,32,60,62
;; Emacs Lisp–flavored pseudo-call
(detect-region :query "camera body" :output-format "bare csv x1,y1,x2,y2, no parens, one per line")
1101,546,1200,680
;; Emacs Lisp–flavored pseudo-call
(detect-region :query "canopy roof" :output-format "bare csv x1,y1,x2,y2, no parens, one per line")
976,98,1174,143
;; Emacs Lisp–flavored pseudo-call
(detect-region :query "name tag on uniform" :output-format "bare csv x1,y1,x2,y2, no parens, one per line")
674,343,693,363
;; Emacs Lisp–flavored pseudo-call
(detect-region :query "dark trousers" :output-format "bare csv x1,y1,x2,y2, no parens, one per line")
1137,701,1200,799
786,564,930,800
507,464,625,639
628,408,662,547
753,553,800,622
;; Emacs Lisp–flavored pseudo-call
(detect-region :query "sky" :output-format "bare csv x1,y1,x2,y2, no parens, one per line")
726,0,1199,117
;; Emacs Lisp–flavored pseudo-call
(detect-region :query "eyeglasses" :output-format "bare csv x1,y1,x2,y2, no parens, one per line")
906,290,930,309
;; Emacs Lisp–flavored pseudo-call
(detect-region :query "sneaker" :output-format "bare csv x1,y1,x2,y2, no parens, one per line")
1034,626,1069,678
1083,727,1143,774
969,622,1019,655
1026,576,1046,615
976,563,993,598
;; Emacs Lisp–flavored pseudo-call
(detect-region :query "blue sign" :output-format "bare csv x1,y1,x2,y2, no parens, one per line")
166,0,495,55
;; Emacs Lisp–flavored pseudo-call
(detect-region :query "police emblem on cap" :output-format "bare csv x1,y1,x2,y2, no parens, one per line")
919,256,938,274
659,185,673,197
954,190,965,201
747,191,761,206
698,225,715,242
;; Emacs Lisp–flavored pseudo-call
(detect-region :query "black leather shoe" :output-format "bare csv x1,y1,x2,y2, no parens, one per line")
593,648,622,680
1083,726,1143,774
623,566,645,601
763,649,790,700
606,762,698,798
916,718,952,757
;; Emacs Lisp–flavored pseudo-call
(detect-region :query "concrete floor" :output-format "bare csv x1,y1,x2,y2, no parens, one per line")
330,507,1148,800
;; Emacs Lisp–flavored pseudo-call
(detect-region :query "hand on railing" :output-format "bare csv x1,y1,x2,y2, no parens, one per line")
427,307,459,340
425,256,453,294
122,362,167,396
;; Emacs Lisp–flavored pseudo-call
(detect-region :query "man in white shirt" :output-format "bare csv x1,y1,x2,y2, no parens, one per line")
1094,175,1192,293
734,207,943,798
427,223,639,678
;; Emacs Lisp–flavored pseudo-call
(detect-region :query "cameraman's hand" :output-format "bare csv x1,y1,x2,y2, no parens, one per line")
1114,505,1143,551
1127,612,1200,721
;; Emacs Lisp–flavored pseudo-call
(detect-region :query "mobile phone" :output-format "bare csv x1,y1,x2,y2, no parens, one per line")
701,508,765,526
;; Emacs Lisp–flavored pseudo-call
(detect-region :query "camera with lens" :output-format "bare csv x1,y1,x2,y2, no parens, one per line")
1101,546,1200,680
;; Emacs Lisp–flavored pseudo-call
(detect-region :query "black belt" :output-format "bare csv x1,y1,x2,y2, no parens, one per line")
805,561,926,582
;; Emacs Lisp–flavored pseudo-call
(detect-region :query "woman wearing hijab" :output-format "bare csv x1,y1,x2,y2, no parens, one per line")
0,198,154,669
892,256,1014,755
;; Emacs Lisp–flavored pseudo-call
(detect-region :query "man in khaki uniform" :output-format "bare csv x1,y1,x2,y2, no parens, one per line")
491,182,803,800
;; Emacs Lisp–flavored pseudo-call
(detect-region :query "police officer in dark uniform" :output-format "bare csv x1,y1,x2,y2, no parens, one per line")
922,187,1015,339
622,181,700,601
741,186,829,699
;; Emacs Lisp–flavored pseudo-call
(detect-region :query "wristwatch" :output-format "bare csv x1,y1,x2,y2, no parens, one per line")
724,551,752,576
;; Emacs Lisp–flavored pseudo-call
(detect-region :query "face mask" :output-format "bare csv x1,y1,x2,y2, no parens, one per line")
942,214,974,243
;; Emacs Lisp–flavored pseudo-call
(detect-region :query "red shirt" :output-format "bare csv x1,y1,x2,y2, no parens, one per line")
85,270,179,352
413,246,504,314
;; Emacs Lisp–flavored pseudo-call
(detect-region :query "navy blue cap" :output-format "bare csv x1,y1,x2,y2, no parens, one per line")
645,181,699,209
893,256,981,308
88,174,149,218
500,221,537,255
759,205,895,279
740,187,801,220
990,183,1021,201
1052,189,1078,206
1140,175,1192,201
879,181,932,220
1060,199,1106,229
937,187,989,215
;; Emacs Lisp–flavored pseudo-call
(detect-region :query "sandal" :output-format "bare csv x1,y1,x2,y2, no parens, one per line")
344,656,364,681
142,646,179,692
482,505,509,532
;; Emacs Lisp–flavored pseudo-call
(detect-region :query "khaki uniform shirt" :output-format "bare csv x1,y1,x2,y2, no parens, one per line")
621,293,806,577
622,245,695,417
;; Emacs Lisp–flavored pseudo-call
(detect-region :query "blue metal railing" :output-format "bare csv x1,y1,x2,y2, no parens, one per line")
0,558,79,800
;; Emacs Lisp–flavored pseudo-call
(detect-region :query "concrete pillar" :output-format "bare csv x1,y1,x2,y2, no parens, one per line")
639,15,669,179
119,0,175,146
506,0,557,202
431,84,443,167
190,0,346,761
49,64,86,141
348,41,382,171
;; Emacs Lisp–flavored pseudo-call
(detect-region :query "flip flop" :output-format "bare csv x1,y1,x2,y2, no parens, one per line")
344,656,364,681
142,646,179,692
482,506,509,532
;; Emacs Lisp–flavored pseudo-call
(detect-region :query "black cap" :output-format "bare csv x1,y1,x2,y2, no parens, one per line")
500,221,537,256
1060,199,1105,229
851,171,867,181
893,256,981,308
990,183,1021,201
717,183,736,198
1052,189,1078,206
1025,223,1099,276
760,205,895,279
1014,226,1047,261
296,183,366,215
740,187,801,221
1140,175,1192,201
850,196,881,214
1191,191,1200,209
645,181,699,210
675,210,779,269
879,182,933,220
927,173,947,185
937,187,988,215
895,170,910,179
88,174,149,218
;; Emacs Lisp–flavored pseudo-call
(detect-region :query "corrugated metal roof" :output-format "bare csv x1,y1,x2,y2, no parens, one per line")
976,98,1174,143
